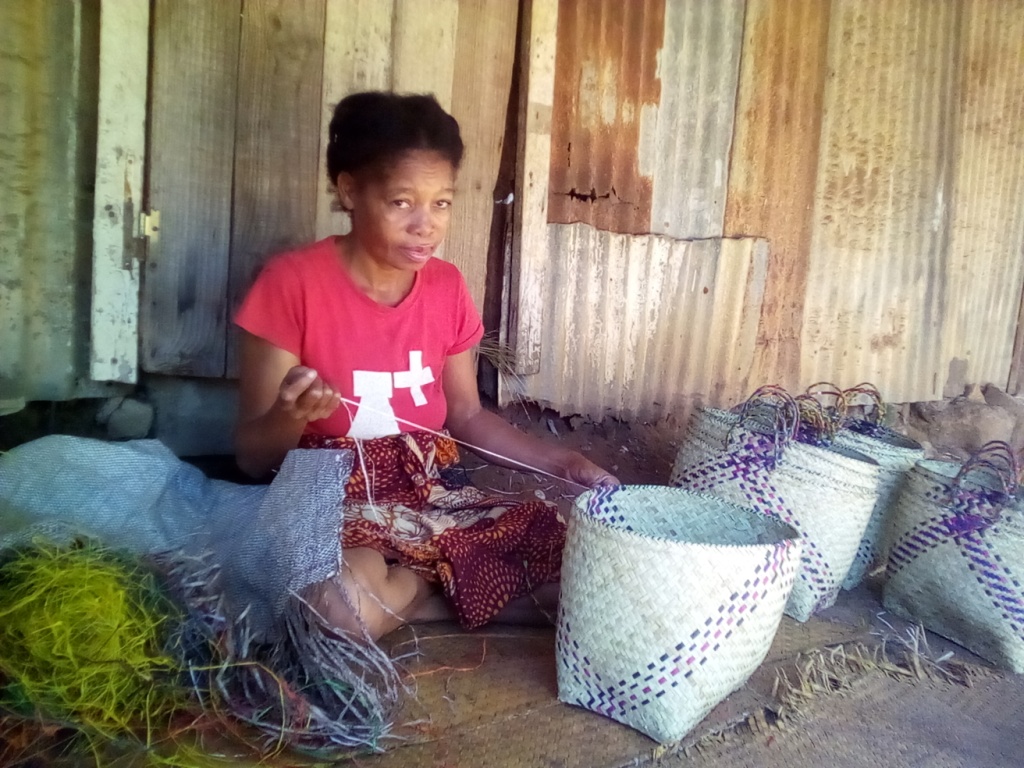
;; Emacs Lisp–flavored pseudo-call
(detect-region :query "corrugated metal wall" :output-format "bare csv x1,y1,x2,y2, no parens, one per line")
723,0,829,389
800,0,959,403
521,0,1024,419
941,0,1024,398
547,0,746,239
529,225,767,420
0,0,105,413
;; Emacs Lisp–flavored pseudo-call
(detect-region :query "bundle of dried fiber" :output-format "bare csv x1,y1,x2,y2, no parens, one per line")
165,553,402,759
771,635,987,722
0,540,195,766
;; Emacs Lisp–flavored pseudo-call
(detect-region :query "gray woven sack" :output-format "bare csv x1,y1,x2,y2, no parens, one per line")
556,485,800,743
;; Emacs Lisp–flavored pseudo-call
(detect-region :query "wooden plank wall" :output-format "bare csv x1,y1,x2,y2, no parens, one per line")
391,0,459,105
144,0,517,377
445,0,519,316
314,0,393,240
91,0,149,383
317,0,517,312
509,0,558,375
143,0,241,376
225,0,326,375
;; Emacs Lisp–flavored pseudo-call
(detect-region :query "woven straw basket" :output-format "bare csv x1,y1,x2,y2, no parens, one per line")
556,486,800,743
834,424,924,590
882,445,1024,672
671,406,881,622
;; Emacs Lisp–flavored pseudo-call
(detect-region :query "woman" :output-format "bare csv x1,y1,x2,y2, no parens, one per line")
235,92,617,640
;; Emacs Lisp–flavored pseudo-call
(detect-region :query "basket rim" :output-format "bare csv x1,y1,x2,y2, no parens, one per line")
571,484,802,550
691,407,882,469
839,425,923,453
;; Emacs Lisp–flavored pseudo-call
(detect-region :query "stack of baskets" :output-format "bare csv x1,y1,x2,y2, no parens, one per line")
556,384,1023,745
833,418,924,589
670,387,883,621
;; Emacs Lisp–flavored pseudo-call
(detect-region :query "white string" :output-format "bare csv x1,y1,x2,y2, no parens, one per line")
339,399,385,523
335,395,591,491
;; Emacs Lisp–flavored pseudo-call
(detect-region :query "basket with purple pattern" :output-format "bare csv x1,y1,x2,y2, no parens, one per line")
882,442,1024,672
833,384,924,589
556,485,800,743
671,387,882,622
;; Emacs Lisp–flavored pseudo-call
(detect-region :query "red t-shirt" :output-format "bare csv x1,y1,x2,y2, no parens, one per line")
235,237,483,439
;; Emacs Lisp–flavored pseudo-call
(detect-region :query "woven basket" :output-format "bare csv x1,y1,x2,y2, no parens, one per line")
834,424,924,590
882,444,1024,672
556,486,800,743
671,405,881,622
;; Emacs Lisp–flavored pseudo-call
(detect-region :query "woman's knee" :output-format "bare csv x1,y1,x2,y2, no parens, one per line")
328,547,425,638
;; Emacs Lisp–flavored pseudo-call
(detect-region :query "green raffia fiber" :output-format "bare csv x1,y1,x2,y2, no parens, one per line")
0,541,189,756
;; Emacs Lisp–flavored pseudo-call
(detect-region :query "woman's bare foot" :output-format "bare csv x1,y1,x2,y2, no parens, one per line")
309,547,453,640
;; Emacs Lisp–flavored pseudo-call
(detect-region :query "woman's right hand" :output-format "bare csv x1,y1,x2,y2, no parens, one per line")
276,366,342,422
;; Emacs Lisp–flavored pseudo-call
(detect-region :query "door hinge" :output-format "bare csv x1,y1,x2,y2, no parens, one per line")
138,210,161,244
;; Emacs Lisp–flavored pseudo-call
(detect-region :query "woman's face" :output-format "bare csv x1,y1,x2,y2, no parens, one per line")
338,150,456,272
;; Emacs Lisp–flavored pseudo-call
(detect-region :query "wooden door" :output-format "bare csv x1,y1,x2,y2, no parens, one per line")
143,0,324,377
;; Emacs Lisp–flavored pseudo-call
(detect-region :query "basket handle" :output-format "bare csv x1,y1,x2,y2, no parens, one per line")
953,441,1020,498
805,382,848,414
732,386,799,460
842,382,886,425
944,443,1020,534
795,392,843,445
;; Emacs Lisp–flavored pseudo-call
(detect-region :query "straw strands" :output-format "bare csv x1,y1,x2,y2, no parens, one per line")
0,541,192,765
0,542,405,766
163,552,403,758
771,632,986,721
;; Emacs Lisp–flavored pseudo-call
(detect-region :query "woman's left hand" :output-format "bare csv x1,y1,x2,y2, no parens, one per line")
561,451,620,488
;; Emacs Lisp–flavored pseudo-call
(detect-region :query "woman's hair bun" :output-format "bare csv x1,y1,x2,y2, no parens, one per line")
326,91,464,182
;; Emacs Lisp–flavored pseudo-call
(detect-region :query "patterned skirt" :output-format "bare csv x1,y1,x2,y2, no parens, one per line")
298,431,566,629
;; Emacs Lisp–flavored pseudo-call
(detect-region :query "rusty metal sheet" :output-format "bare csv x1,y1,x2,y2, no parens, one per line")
801,0,961,403
546,0,664,235
524,0,1024,417
943,0,1024,396
646,0,745,240
723,0,831,389
522,224,767,421
546,0,744,240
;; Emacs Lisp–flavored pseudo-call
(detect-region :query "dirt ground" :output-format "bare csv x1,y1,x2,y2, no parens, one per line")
460,400,681,503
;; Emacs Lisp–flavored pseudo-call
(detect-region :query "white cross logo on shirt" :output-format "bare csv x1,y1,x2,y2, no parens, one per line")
345,351,435,439
393,351,435,407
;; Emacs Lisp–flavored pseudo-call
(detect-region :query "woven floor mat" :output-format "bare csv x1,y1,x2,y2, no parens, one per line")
669,667,1023,768
369,624,652,767
359,603,875,768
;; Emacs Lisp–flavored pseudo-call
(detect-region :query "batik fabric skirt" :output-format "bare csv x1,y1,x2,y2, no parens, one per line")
299,431,566,629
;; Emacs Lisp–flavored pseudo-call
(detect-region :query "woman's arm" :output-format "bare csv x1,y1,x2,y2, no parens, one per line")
442,349,618,488
235,331,342,478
